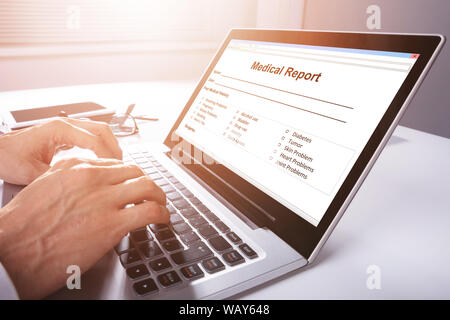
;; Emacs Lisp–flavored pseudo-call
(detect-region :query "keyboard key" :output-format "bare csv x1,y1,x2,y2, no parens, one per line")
158,167,168,173
174,182,186,190
226,232,242,244
239,243,258,259
214,221,230,233
140,162,155,169
181,189,194,198
120,249,141,266
144,167,158,174
170,242,213,265
162,239,183,252
126,264,149,279
167,204,177,214
222,250,245,266
149,257,171,272
127,149,141,156
157,271,182,287
139,241,163,259
189,216,208,228
162,185,176,193
140,162,154,169
179,208,199,219
204,211,219,222
155,229,175,241
133,278,158,296
169,213,184,225
162,170,172,177
115,236,134,254
167,191,183,202
172,199,190,210
208,236,232,253
202,257,225,274
130,229,152,243
195,204,210,213
149,224,168,232
172,222,192,235
198,225,218,239
148,173,163,181
179,231,201,245
155,179,169,187
168,177,179,184
180,264,204,280
134,158,148,164
190,197,202,205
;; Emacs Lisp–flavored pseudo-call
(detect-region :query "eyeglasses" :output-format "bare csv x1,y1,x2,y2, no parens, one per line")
108,104,159,137
108,114,140,137
108,113,159,137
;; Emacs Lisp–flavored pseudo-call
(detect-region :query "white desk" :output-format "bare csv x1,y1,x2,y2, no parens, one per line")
1,82,449,299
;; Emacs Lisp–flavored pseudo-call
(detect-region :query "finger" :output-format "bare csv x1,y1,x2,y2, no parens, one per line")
112,176,167,207
117,202,170,232
49,119,119,160
93,164,144,185
52,157,123,170
64,118,122,160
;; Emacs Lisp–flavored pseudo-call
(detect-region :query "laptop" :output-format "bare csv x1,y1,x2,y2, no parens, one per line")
1,30,444,299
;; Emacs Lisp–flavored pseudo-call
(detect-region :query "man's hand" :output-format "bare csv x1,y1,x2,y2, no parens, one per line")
0,158,169,299
0,118,122,185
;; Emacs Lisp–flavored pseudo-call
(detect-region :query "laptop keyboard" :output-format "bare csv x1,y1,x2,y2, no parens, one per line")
114,146,258,297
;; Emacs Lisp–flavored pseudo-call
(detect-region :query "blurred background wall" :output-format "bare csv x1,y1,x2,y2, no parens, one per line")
0,0,448,137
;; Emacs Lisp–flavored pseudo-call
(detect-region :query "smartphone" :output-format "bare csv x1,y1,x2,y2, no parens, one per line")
1,102,115,130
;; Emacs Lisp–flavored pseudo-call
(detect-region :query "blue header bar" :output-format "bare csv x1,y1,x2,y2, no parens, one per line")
231,39,413,58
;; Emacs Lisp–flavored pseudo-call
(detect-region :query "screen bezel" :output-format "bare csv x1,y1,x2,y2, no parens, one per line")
164,29,443,259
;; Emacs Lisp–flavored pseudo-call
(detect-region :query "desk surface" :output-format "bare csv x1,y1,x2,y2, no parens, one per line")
1,82,449,299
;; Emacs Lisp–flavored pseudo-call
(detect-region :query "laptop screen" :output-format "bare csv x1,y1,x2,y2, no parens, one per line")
174,39,419,226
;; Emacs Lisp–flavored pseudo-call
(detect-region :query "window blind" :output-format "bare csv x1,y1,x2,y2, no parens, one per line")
0,0,212,44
